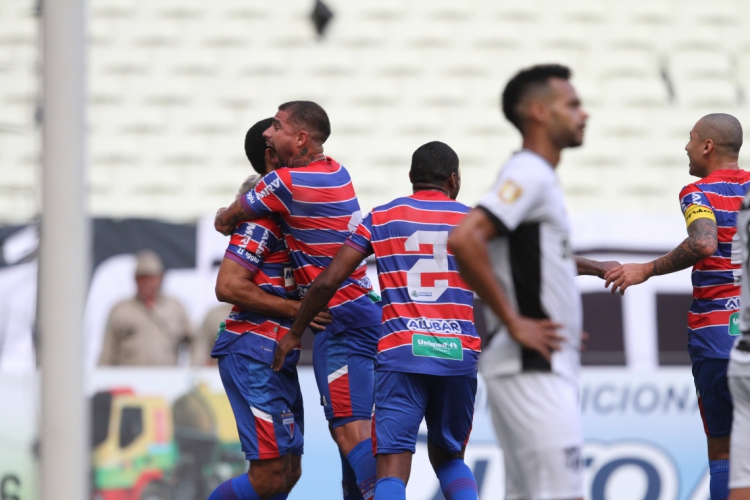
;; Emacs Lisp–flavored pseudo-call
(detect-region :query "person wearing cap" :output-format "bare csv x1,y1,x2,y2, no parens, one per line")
98,249,197,366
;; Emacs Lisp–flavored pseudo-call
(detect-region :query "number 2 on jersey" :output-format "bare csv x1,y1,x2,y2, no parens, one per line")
405,230,450,302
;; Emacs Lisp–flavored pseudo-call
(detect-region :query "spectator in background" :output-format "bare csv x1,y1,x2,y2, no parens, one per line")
98,250,197,366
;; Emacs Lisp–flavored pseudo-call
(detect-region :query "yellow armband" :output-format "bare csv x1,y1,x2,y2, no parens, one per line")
684,204,716,227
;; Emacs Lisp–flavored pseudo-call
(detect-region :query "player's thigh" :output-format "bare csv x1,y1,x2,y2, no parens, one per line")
373,371,427,455
312,326,377,423
693,356,733,438
484,373,584,500
423,374,477,464
730,374,750,489
218,354,304,460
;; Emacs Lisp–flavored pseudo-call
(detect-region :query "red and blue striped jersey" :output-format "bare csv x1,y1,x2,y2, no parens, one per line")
240,157,382,333
211,216,300,368
346,190,479,376
681,169,750,359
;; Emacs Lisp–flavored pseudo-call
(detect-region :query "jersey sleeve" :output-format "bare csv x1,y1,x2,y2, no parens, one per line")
679,184,716,228
345,212,374,257
476,169,546,233
240,169,294,218
224,219,280,273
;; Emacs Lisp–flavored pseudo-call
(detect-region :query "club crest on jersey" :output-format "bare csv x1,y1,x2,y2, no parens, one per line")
281,410,295,437
407,317,461,334
497,180,522,203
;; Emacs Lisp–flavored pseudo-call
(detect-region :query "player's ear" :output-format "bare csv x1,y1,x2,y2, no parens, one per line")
526,100,548,125
296,130,308,149
703,138,714,156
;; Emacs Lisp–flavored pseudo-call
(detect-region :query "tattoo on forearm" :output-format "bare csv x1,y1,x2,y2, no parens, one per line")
652,218,717,275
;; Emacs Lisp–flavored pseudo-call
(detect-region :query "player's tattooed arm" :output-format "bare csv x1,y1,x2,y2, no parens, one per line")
604,217,717,295
214,199,254,236
575,257,620,279
652,217,718,275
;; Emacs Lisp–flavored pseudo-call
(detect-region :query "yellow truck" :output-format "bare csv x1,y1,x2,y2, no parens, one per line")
91,383,245,500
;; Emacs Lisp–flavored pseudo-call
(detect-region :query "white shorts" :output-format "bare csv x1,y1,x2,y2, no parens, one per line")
729,345,750,489
485,372,584,500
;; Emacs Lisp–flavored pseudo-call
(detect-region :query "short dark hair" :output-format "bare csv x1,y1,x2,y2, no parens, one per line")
410,141,459,187
502,64,572,131
244,117,274,175
278,100,331,144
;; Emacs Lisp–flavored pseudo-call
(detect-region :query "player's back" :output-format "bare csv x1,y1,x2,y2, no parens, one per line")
212,216,300,367
243,158,381,333
350,191,479,376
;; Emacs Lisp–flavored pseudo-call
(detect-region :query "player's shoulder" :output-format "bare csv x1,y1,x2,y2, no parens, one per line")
235,216,282,238
500,150,555,183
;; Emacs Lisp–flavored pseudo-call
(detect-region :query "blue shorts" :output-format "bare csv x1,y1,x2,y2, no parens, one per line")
218,353,304,460
312,325,378,427
692,356,733,438
373,370,477,455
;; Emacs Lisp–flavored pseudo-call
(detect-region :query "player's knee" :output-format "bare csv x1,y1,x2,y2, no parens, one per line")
288,457,302,490
427,442,464,471
249,458,290,497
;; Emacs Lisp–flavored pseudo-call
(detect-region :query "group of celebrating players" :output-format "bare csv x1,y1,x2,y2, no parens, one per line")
204,63,750,500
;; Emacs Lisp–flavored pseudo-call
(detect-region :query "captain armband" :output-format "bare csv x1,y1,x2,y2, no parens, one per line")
683,204,716,227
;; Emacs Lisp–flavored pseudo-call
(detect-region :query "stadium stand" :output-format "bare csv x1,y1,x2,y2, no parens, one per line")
2,0,750,223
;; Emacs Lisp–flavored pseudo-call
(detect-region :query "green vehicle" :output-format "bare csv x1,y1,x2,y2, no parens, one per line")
91,384,245,500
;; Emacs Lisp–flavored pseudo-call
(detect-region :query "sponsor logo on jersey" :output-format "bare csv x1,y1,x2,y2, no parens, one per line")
412,334,463,360
284,267,295,288
497,180,522,203
726,297,741,310
407,317,462,334
730,312,741,335
256,177,281,199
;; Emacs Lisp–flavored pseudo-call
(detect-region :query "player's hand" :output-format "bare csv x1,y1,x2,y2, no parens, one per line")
595,261,621,280
214,207,233,236
272,331,300,371
580,330,589,352
310,310,332,331
507,316,565,362
604,263,652,295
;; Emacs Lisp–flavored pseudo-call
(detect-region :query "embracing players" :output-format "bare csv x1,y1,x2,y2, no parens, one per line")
208,118,331,500
215,102,382,500
277,141,480,500
606,114,750,500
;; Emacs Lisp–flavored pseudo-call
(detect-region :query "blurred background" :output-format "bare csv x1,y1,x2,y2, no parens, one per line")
3,0,750,498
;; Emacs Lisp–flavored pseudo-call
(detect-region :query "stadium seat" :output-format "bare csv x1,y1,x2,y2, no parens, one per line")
676,78,739,109
604,77,670,108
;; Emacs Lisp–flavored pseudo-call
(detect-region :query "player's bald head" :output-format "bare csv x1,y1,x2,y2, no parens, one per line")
694,113,743,157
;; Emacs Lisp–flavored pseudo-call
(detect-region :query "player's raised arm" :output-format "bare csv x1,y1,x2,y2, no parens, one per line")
449,208,564,361
604,217,717,295
272,244,367,371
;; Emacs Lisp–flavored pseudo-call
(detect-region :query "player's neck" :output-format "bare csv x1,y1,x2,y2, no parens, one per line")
286,147,326,168
706,159,740,174
521,137,560,168
412,184,448,196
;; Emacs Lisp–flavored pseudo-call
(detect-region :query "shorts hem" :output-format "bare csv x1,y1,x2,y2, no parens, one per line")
246,449,303,461
707,429,732,438
375,446,417,455
328,413,372,428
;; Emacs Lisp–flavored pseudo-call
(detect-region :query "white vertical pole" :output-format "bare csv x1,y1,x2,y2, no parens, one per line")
38,0,89,498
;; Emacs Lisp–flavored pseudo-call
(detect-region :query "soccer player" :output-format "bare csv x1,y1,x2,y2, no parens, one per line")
208,118,331,500
273,141,480,500
605,114,750,500
730,192,750,500
449,64,615,500
214,101,382,500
